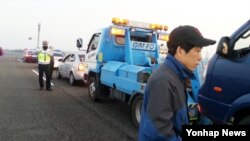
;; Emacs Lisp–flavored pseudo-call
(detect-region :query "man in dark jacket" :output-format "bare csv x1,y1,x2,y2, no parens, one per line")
138,25,216,141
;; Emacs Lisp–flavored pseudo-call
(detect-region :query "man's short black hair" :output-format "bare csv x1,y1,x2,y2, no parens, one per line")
168,43,194,55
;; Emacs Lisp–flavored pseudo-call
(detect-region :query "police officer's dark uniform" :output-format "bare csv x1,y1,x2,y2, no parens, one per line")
38,41,52,91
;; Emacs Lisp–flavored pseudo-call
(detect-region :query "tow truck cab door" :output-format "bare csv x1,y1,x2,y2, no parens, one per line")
85,32,102,72
204,20,250,121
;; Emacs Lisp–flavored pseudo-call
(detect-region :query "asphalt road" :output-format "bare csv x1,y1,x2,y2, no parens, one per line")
0,50,138,141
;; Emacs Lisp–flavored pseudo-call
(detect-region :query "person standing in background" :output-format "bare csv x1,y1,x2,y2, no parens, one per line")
38,41,52,91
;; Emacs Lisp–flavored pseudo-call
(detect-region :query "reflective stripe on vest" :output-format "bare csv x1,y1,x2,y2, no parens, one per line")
38,52,51,64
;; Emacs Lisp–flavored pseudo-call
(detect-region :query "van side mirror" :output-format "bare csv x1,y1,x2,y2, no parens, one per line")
216,36,231,57
77,38,83,48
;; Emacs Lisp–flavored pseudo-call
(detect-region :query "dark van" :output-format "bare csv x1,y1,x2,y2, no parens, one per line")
198,19,250,124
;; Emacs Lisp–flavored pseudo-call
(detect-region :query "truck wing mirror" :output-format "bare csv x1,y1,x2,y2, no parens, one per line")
77,38,83,48
216,36,231,57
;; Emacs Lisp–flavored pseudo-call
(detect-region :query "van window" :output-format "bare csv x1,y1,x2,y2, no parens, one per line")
233,29,250,58
234,30,250,50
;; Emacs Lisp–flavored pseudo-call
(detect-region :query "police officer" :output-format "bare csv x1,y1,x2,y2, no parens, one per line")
38,41,52,91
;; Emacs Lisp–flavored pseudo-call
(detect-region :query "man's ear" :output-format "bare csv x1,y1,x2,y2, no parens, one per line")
175,46,184,57
175,46,185,64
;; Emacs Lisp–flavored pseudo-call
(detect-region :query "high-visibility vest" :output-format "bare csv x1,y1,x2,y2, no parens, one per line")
38,51,51,64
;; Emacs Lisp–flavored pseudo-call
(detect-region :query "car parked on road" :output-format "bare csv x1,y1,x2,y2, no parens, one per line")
53,51,65,70
32,50,39,63
56,52,88,85
23,49,38,63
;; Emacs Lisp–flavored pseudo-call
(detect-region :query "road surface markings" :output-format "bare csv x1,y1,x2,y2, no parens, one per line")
32,69,54,86
17,59,23,62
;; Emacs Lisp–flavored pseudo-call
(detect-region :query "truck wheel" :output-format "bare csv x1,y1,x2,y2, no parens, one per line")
88,76,99,101
238,115,250,124
131,95,143,127
88,75,110,101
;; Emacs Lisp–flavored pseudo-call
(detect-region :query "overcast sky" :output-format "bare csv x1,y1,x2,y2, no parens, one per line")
0,0,249,56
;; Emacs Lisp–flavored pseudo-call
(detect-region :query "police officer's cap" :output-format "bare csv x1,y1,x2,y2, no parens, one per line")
42,40,48,46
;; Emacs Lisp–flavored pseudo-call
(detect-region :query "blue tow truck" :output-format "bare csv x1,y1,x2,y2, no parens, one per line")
198,19,250,124
77,18,202,127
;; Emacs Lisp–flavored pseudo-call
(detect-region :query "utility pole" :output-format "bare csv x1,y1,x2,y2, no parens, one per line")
37,23,41,49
